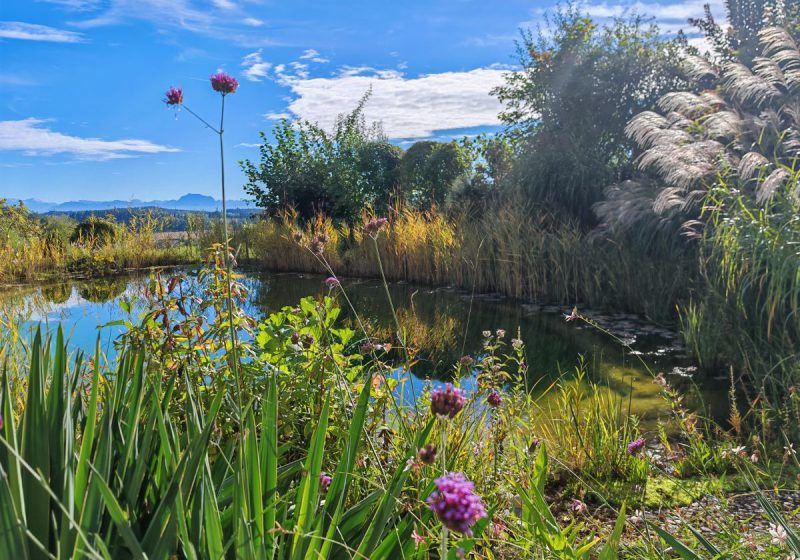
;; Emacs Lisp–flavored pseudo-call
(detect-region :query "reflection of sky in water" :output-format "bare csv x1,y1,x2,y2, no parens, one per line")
1,269,717,420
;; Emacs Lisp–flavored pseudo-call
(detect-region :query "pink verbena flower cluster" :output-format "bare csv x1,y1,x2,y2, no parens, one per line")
430,384,466,419
627,437,646,455
362,217,388,236
426,472,487,534
164,87,183,106
210,71,239,94
319,471,332,490
487,390,503,407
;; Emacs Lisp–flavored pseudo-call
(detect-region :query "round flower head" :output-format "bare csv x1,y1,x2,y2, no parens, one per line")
319,471,332,490
430,384,466,419
417,443,437,465
210,72,239,94
487,390,503,407
426,472,487,535
627,437,646,455
324,276,340,287
164,86,183,106
362,217,388,236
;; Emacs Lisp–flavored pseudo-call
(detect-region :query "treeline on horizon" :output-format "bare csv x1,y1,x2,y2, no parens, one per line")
40,207,259,232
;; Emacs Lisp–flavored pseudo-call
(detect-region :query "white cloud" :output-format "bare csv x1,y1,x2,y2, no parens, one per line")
212,0,236,9
298,49,330,63
0,118,179,160
242,17,263,27
241,49,272,82
288,61,310,79
39,0,101,9
264,112,291,120
0,21,86,42
70,0,213,32
579,1,724,21
276,67,507,139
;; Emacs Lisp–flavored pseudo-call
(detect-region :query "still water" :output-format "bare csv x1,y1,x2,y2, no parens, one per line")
0,268,721,420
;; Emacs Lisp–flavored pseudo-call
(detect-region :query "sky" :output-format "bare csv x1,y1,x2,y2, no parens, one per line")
0,0,721,202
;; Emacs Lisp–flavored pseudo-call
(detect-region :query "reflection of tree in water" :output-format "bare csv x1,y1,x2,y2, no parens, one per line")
78,277,128,303
41,283,72,305
249,272,629,380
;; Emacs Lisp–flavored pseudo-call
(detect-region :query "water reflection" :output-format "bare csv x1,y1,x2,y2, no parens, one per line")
0,269,721,420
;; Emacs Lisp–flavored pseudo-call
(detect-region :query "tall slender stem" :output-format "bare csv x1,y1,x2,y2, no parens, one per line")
440,421,448,559
218,94,250,542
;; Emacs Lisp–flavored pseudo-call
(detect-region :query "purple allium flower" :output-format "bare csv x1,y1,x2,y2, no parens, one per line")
627,437,646,455
426,472,487,535
164,86,183,106
324,276,340,287
417,443,437,465
430,384,467,419
458,355,474,367
210,71,239,94
319,471,332,490
487,390,503,407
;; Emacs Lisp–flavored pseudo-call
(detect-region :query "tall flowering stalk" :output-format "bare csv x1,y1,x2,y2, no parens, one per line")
162,73,241,389
429,384,467,557
162,73,251,531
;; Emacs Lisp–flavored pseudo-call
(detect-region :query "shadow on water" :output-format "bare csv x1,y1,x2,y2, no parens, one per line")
0,268,728,422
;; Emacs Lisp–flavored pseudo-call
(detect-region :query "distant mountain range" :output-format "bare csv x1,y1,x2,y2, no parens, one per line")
7,194,255,213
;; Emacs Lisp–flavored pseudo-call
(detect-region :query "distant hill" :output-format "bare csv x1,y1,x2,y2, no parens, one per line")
7,193,254,213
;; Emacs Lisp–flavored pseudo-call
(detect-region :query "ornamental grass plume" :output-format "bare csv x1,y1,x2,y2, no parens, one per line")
426,472,487,535
430,384,466,419
210,71,239,95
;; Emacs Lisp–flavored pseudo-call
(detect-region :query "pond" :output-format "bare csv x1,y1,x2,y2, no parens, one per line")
0,268,726,421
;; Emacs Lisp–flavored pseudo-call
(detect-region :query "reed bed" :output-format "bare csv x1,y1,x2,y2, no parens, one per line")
253,204,697,322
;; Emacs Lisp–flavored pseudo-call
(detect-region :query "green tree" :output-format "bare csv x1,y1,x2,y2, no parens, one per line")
356,142,404,213
242,93,400,222
398,140,470,208
493,5,686,224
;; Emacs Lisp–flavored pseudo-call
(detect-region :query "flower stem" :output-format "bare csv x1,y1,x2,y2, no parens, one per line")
440,420,448,559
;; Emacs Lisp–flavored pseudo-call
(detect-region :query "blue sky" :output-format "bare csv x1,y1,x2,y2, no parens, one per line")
0,0,718,202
